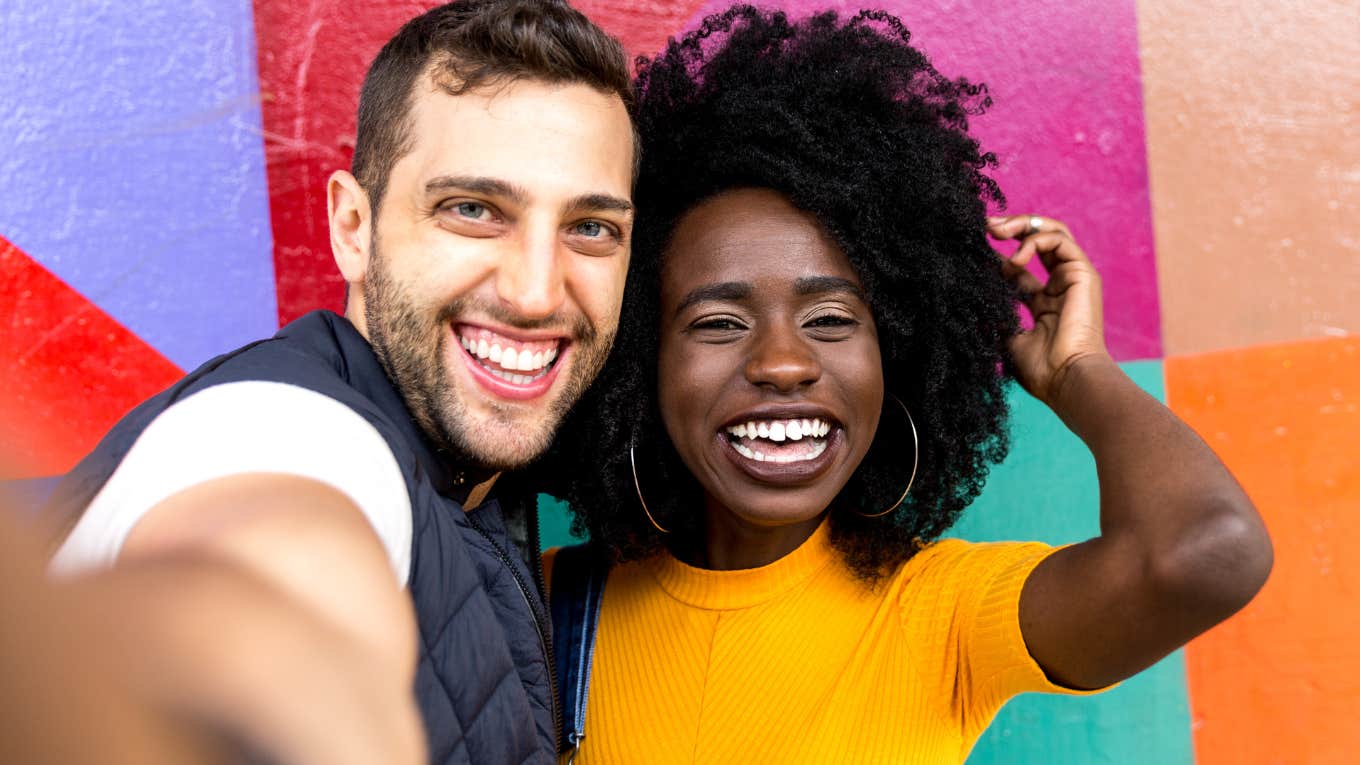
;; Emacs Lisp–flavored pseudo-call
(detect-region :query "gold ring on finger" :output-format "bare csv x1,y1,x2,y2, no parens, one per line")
1026,215,1044,237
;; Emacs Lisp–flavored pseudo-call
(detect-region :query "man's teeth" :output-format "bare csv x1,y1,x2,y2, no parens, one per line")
458,333,559,381
726,418,832,442
732,439,829,464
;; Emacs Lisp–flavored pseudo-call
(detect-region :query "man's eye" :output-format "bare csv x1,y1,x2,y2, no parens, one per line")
573,220,615,239
450,201,489,219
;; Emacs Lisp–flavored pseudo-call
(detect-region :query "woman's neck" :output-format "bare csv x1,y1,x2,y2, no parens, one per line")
692,501,828,570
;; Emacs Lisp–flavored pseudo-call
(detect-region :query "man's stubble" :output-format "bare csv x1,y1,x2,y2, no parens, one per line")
362,237,616,471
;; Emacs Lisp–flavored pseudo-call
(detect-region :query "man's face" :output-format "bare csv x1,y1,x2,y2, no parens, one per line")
356,77,635,470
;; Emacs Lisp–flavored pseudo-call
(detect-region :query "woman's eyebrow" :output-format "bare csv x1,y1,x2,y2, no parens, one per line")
795,276,866,300
674,281,752,315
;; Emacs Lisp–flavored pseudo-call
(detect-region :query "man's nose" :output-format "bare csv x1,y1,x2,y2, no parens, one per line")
745,325,822,392
495,227,566,321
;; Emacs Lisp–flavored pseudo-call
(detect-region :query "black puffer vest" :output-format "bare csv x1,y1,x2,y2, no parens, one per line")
46,311,558,764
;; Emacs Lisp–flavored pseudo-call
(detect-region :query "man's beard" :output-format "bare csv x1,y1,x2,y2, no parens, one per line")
362,242,615,471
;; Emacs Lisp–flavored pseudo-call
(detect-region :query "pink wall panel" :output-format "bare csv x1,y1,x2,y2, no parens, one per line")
258,1,1162,362
689,0,1162,361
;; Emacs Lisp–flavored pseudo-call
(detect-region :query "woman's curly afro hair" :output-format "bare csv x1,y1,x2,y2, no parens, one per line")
537,5,1021,582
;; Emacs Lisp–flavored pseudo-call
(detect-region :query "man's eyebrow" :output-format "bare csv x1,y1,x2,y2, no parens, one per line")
564,193,634,217
675,281,752,316
421,177,631,217
795,276,866,301
423,175,529,205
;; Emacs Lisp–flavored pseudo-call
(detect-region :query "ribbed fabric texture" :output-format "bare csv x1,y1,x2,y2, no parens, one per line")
547,521,1105,764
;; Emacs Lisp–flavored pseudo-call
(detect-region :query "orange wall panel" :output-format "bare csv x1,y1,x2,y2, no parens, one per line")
1139,0,1360,355
1167,337,1360,764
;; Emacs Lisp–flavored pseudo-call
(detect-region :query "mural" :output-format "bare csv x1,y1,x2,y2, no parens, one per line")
1,0,1355,762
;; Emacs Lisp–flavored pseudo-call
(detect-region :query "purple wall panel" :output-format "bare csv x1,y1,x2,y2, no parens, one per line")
0,0,276,370
685,0,1162,361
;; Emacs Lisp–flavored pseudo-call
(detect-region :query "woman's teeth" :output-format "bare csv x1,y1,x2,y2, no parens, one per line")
732,439,828,464
724,418,834,464
726,418,832,442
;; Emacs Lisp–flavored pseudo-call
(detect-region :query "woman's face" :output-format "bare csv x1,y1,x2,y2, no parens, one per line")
657,188,884,528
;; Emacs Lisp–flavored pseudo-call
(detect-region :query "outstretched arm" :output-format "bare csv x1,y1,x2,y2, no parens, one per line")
60,474,425,765
1,497,224,764
988,214,1272,690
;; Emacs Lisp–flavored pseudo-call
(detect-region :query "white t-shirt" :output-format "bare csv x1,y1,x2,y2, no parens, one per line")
50,381,413,585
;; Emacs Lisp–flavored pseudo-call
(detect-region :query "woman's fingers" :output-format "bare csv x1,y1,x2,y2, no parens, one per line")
993,215,1099,335
989,214,1088,270
1001,259,1045,296
986,214,1072,241
1010,230,1094,273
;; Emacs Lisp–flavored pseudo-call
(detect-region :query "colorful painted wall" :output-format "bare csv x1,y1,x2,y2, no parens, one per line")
1,1,1355,762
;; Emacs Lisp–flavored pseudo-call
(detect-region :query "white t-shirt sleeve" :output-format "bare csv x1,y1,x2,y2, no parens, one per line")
50,381,413,586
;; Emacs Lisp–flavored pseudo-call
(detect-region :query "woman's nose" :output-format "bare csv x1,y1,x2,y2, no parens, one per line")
744,326,822,392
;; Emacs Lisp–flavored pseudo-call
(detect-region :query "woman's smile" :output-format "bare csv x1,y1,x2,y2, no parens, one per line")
716,406,844,482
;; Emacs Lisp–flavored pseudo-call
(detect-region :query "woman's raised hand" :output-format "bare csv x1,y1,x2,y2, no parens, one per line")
986,214,1113,409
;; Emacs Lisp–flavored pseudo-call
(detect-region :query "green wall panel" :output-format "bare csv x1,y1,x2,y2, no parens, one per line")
540,492,582,550
538,361,1193,764
953,361,1193,764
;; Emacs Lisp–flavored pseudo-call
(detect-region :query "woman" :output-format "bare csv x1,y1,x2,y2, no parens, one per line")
540,7,1271,763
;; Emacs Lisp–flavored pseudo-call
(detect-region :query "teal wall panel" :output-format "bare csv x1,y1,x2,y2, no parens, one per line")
540,493,583,550
952,361,1194,764
538,361,1193,764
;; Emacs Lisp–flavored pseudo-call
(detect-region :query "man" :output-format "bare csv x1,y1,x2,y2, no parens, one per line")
43,1,636,762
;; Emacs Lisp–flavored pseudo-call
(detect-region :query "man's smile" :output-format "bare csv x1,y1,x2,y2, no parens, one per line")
453,323,568,400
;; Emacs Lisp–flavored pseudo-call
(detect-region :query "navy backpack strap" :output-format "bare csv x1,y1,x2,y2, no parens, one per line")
549,543,608,761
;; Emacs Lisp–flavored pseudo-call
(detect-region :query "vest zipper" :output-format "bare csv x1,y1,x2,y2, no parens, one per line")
566,568,599,764
526,502,566,750
466,511,563,752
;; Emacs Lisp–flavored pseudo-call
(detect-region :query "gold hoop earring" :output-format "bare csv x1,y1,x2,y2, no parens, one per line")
630,446,670,534
855,394,919,518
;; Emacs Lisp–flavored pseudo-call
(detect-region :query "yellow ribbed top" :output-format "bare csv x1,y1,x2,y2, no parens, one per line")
547,521,1104,764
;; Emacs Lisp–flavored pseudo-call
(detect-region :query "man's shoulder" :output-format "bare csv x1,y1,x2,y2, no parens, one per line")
141,310,395,439
44,309,481,584
178,311,355,395
43,312,398,539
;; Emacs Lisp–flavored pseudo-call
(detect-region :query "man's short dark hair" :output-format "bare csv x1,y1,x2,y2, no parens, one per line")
352,0,634,213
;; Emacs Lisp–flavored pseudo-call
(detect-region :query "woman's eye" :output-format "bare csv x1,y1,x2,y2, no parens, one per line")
692,317,744,331
807,314,857,328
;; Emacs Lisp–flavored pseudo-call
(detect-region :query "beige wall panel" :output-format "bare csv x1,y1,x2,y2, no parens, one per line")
1139,0,1360,355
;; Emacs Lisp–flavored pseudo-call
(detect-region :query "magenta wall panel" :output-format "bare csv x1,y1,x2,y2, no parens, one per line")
687,0,1161,361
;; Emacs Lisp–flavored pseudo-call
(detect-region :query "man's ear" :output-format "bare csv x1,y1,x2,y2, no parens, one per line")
329,170,372,284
